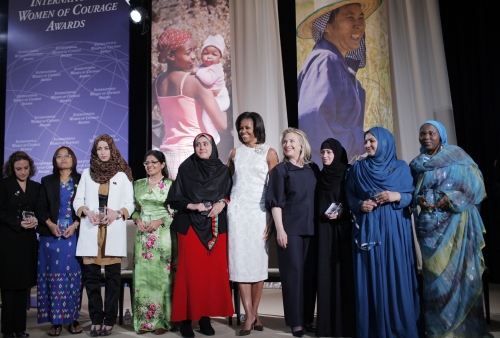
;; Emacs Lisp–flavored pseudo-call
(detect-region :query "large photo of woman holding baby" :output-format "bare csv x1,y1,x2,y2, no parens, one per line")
151,0,232,178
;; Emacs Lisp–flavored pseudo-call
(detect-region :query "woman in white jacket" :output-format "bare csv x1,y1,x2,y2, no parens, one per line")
73,134,134,337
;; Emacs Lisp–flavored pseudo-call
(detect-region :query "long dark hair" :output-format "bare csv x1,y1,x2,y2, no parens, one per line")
2,151,36,178
144,150,168,178
235,111,266,144
52,146,79,178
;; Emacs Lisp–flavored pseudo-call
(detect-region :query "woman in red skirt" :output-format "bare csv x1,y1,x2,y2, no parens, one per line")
166,133,234,337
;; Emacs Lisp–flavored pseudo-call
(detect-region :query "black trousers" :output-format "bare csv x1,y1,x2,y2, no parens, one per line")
276,235,317,327
82,263,121,326
1,288,29,334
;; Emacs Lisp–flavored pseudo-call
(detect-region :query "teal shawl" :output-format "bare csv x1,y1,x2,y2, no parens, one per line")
410,144,490,337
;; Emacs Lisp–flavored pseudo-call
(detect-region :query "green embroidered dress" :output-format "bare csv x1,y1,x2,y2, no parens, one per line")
131,178,177,332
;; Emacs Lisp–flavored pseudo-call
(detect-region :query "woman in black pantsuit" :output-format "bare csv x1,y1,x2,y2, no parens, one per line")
266,128,319,338
0,151,41,338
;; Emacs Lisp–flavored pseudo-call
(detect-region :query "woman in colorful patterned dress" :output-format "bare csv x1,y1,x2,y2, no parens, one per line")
36,146,82,336
132,150,176,335
410,120,492,337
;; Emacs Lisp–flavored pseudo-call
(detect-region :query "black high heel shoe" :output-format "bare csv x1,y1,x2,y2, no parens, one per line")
290,327,304,337
253,317,263,331
238,318,255,336
304,323,316,333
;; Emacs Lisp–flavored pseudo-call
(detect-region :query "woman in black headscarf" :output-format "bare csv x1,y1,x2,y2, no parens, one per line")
315,139,355,337
166,133,234,338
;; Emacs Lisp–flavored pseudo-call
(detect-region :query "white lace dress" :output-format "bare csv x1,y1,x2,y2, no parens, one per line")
227,144,270,282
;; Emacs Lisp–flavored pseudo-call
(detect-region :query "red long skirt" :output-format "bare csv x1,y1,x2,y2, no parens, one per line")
171,227,234,322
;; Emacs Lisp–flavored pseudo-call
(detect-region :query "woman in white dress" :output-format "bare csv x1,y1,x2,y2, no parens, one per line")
226,112,279,336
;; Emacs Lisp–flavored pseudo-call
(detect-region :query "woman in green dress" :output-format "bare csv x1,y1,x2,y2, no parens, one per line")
132,150,177,335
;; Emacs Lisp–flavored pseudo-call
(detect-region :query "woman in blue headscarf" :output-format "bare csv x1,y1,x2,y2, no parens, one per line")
410,120,491,338
345,127,421,338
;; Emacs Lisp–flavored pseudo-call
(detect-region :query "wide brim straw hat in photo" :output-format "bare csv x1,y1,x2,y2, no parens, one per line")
297,0,382,39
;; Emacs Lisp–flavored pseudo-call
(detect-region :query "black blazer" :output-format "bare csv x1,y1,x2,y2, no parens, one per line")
0,177,40,289
36,173,81,237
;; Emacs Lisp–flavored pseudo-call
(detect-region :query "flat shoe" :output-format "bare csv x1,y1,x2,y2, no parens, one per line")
198,316,215,336
14,333,29,338
291,330,304,337
136,330,148,335
100,326,113,336
180,321,194,338
47,325,62,337
154,328,168,335
68,321,83,335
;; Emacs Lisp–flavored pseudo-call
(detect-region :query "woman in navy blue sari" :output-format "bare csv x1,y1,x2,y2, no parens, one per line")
345,127,421,338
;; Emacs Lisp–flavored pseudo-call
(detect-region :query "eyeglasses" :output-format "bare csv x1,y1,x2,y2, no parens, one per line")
143,161,160,166
55,154,71,160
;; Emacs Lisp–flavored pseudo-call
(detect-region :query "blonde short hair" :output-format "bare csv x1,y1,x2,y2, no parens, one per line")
280,128,312,164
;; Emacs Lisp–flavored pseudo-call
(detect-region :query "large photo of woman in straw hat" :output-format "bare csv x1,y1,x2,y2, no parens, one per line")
296,0,392,165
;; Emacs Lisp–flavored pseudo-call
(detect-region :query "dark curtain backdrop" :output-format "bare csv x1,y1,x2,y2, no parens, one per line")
128,0,151,180
277,0,298,128
439,0,500,282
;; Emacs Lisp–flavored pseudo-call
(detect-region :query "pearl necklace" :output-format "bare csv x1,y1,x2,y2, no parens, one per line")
148,176,163,185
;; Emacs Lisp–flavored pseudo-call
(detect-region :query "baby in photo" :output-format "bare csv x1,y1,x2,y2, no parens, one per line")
193,34,230,144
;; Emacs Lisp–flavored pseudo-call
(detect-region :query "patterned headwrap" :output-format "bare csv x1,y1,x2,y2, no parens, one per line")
312,11,367,68
90,134,133,184
157,28,192,53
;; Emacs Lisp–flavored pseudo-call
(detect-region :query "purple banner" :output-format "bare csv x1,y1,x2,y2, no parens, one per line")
4,0,130,181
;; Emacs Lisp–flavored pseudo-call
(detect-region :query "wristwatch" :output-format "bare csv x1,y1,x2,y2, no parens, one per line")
116,210,123,220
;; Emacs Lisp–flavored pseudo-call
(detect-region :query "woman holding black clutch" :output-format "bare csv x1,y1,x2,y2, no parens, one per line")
315,138,356,337
36,146,83,336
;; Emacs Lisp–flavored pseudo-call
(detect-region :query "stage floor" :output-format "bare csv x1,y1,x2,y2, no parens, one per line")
1,285,500,337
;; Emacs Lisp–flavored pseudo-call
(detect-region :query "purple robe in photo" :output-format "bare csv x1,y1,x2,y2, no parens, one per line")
298,38,366,165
